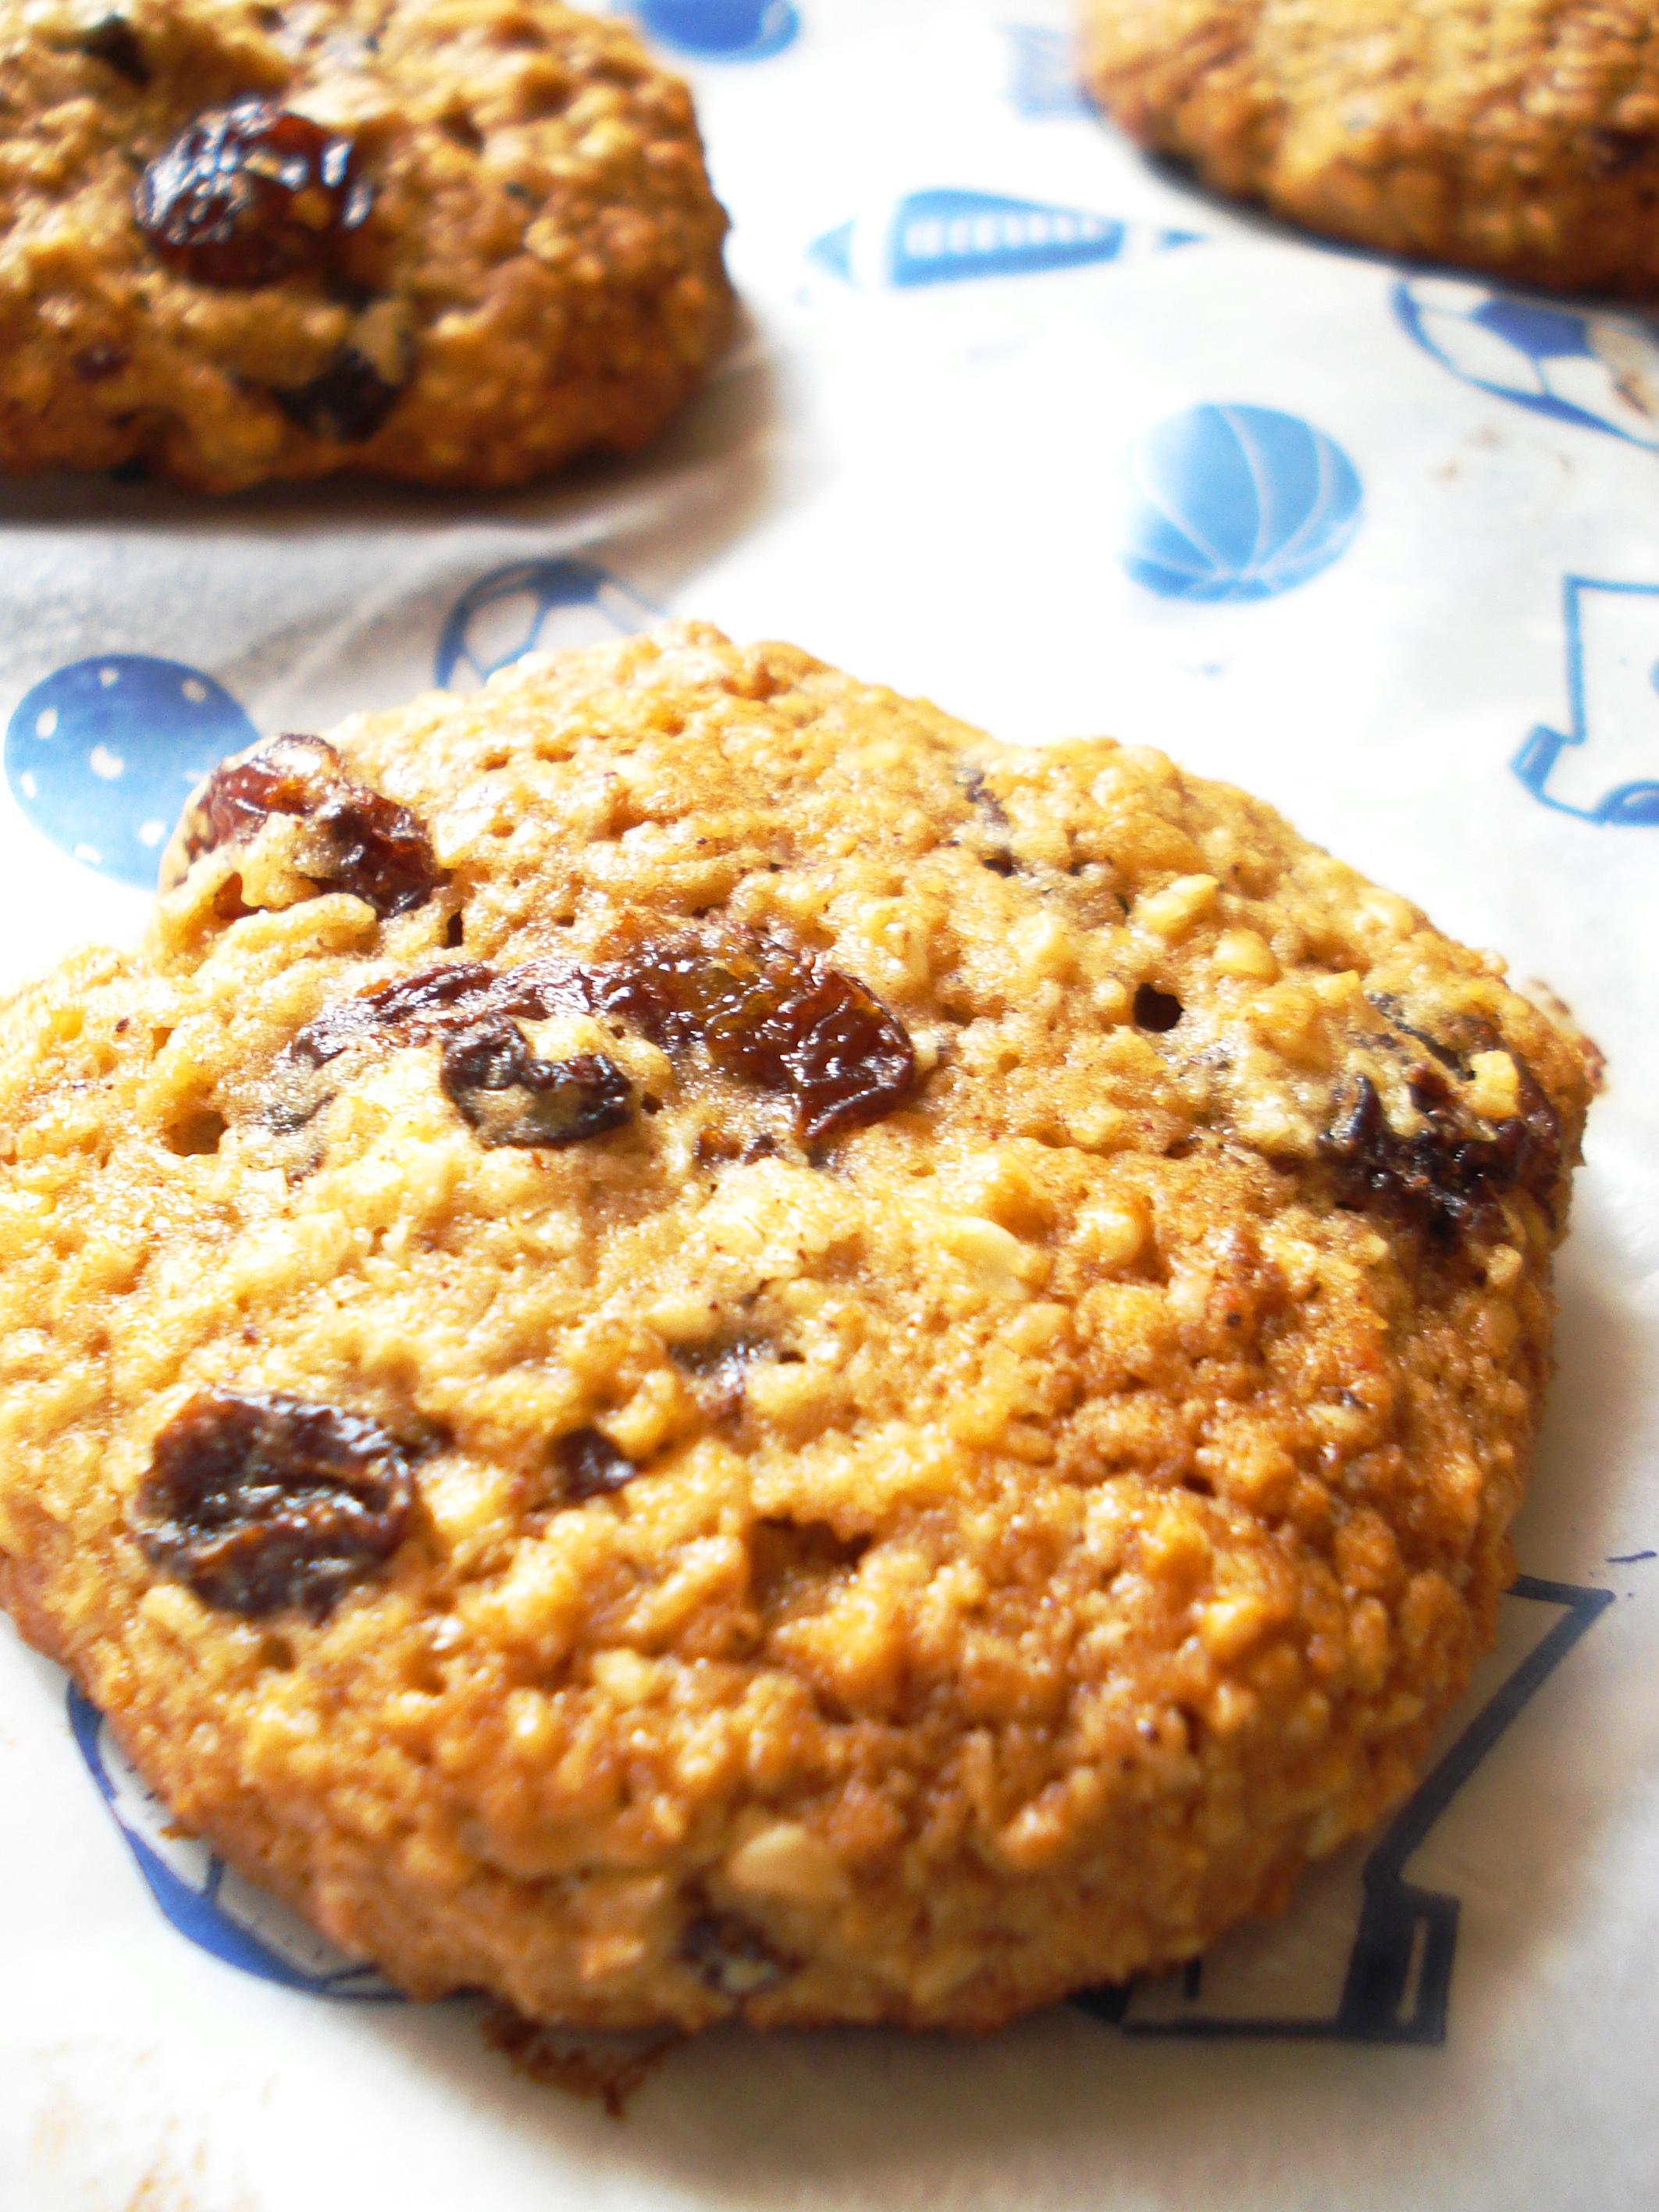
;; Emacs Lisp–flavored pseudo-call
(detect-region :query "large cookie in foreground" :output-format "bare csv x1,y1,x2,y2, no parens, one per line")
0,625,1593,2030
0,0,731,491
1080,0,1659,299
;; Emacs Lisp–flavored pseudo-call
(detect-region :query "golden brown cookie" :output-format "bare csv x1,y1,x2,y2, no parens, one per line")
0,625,1593,2029
1080,0,1659,297
0,0,732,490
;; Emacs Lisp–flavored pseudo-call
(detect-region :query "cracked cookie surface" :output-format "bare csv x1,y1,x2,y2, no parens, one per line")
1080,0,1659,297
0,625,1593,2029
0,0,732,490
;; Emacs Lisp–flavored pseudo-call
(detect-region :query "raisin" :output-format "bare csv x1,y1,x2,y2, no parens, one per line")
182,734,443,917
1589,126,1658,177
961,766,1009,828
603,939,917,1143
272,345,403,441
283,960,586,1073
78,16,149,84
132,1392,413,1619
1321,1063,1561,1237
1133,983,1183,1032
283,939,915,1145
669,1330,780,1422
554,1427,637,1501
134,99,371,288
73,343,128,382
678,1911,792,2000
440,1020,632,1149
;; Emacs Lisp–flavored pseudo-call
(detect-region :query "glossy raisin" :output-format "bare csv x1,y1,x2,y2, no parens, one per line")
283,959,589,1078
78,16,149,84
1133,984,1184,1032
1321,1062,1561,1237
283,940,914,1144
134,99,371,288
272,345,403,441
132,1392,413,1619
603,940,917,1143
678,1912,792,2000
440,1020,632,1149
554,1427,638,1501
182,734,443,917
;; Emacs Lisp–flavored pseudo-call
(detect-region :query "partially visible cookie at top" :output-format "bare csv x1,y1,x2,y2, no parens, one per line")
1079,0,1659,297
0,625,1597,2031
0,0,732,490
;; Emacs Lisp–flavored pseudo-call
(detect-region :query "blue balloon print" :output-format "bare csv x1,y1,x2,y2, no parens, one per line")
636,0,799,61
1121,404,1363,603
809,188,1198,290
1394,276,1659,452
435,557,661,689
5,655,258,887
1003,24,1093,119
69,1687,398,1997
1512,575,1659,825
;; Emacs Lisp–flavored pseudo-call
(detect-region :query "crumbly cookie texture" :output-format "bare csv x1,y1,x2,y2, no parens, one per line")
0,0,732,490
1080,0,1659,297
0,626,1593,2031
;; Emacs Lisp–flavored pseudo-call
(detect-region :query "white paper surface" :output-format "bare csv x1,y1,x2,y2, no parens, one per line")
3,4,1658,2206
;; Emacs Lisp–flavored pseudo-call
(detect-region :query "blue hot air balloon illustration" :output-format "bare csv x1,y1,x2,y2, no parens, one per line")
635,0,799,61
69,1687,397,1997
4,654,259,887
435,558,662,691
1121,404,1363,603
1394,276,1659,452
808,187,1198,290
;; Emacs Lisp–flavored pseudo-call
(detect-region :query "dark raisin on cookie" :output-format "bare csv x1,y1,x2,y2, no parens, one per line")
182,734,443,917
134,99,372,288
1321,1056,1561,1236
284,941,915,1143
553,1427,638,1501
960,765,1009,828
440,1020,632,1149
678,1911,793,1999
668,1330,781,1422
286,960,502,1072
602,940,917,1143
77,15,150,84
132,1392,414,1619
271,345,404,441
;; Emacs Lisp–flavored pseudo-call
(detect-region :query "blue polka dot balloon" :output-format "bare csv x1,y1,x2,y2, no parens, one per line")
5,654,258,888
636,0,799,60
1121,404,1363,604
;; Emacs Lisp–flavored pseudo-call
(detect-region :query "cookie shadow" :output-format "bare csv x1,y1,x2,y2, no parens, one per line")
0,299,782,582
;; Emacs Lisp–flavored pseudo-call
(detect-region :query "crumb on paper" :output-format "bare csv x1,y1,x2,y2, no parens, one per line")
482,2006,682,2120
